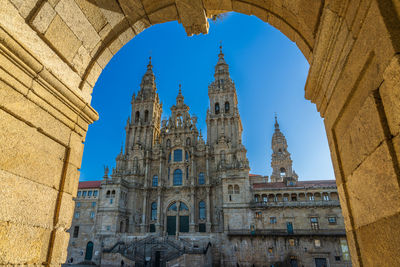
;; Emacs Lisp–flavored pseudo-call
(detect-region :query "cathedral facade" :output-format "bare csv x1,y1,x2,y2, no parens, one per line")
66,49,351,267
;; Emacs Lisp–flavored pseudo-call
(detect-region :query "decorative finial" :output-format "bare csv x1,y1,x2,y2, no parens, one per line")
219,41,223,53
274,113,279,129
103,165,109,178
179,84,182,94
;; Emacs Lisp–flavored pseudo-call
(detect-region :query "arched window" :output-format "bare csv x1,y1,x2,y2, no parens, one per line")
234,185,240,194
215,103,220,114
152,175,158,187
166,139,171,148
151,202,157,221
168,152,171,163
186,137,191,146
168,202,177,211
186,166,189,179
199,201,206,220
262,194,268,203
173,169,182,186
254,195,260,202
135,111,140,123
185,151,189,161
106,191,110,198
144,110,149,122
225,101,230,113
111,190,115,197
125,218,129,233
179,202,189,211
198,172,205,185
280,167,286,177
228,185,233,194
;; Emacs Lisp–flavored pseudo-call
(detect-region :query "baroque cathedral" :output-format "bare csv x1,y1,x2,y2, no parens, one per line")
66,48,351,267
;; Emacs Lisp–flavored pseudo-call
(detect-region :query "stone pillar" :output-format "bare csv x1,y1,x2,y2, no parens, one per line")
156,189,161,232
141,190,147,233
190,189,196,232
206,187,211,232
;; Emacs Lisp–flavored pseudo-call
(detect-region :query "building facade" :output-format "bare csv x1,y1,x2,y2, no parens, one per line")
66,49,351,267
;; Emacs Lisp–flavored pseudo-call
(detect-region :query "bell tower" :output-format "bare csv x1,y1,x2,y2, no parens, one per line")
206,45,243,147
125,57,163,152
270,116,298,183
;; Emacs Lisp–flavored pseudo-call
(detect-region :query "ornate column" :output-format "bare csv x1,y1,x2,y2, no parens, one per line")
156,188,161,232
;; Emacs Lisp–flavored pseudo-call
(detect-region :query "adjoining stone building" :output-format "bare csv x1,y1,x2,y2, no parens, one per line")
66,49,351,267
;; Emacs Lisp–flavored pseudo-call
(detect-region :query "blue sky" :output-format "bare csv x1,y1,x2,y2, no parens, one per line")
80,12,335,181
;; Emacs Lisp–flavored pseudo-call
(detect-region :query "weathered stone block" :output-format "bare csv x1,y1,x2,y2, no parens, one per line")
44,15,81,62
75,0,107,32
0,169,58,229
31,2,56,34
336,95,385,178
356,212,400,266
0,109,66,189
345,141,400,228
0,221,51,264
55,0,101,51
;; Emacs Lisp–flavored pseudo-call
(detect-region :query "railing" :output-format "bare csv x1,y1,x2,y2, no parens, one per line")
227,229,346,237
250,200,340,208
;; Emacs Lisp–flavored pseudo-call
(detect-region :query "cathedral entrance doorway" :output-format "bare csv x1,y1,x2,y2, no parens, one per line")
166,202,190,235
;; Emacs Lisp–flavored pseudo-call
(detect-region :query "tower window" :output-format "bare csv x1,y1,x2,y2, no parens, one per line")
199,201,206,220
151,202,157,221
73,226,79,238
234,185,240,194
144,110,149,122
225,101,230,113
166,139,171,148
152,175,158,187
174,149,183,162
186,137,191,146
228,185,233,194
186,166,189,179
173,169,182,186
198,172,205,185
215,103,220,114
280,167,286,177
135,111,140,123
310,217,319,230
185,151,189,161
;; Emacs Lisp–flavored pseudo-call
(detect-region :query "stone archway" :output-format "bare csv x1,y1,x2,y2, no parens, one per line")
1,0,400,266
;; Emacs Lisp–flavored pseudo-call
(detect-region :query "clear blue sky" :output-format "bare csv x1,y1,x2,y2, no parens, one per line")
80,12,335,181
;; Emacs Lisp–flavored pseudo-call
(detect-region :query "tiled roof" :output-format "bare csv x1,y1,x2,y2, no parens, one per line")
253,180,336,189
78,180,102,189
249,174,261,177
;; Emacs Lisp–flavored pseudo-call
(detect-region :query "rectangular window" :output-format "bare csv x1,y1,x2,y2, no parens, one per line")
328,217,337,224
340,238,351,261
93,190,98,197
174,149,182,162
90,211,95,218
309,195,315,201
106,225,111,231
149,224,156,232
335,256,341,261
199,223,206,233
92,202,96,207
110,199,113,204
82,191,87,197
270,217,277,224
323,195,330,201
73,226,79,238
262,196,268,203
74,212,79,219
314,239,321,248
88,190,92,197
310,217,319,230
77,191,81,197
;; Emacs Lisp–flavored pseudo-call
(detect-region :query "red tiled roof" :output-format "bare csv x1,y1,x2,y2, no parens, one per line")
78,180,101,189
249,174,261,177
253,180,336,189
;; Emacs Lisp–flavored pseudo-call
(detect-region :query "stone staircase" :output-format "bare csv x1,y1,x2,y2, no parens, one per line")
104,235,206,267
